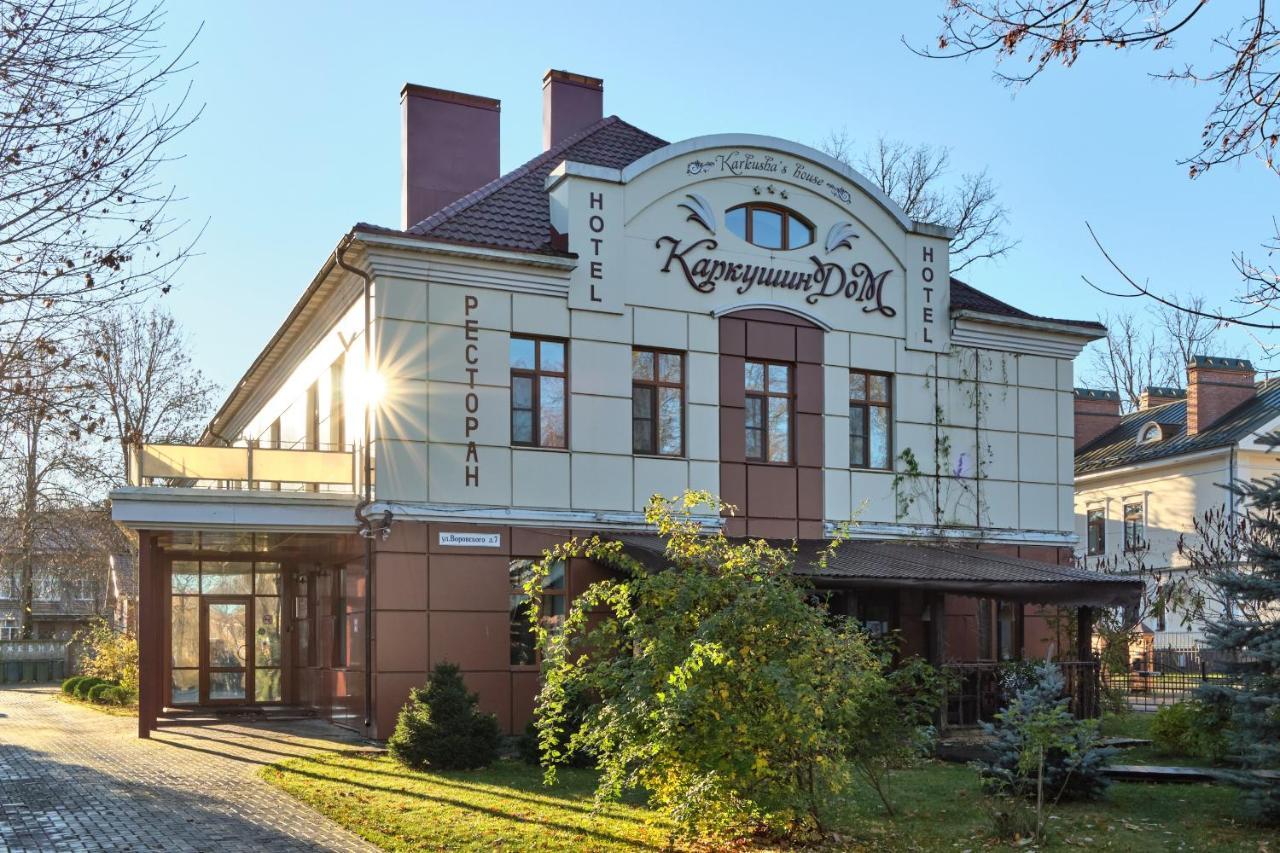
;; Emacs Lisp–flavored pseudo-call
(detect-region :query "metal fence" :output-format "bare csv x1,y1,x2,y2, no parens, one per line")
1100,641,1251,711
942,660,1100,728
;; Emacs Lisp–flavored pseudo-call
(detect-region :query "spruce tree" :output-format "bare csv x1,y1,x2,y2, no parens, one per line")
1197,462,1280,825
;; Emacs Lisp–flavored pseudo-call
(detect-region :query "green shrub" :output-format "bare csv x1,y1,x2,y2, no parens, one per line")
86,682,118,704
74,677,107,700
96,685,134,706
388,663,501,771
1152,700,1230,762
529,492,901,842
61,675,87,695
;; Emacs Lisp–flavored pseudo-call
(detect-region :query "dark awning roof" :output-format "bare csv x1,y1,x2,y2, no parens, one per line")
613,536,1142,609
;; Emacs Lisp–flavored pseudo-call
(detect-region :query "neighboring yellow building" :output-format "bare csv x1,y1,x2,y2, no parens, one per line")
1074,357,1280,644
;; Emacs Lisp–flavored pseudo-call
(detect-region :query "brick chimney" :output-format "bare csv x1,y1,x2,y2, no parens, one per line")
1186,356,1255,435
542,70,603,150
400,84,501,230
1074,388,1121,450
1139,386,1185,411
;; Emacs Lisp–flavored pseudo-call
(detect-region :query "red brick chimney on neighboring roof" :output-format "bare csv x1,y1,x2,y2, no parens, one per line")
1186,356,1255,435
1139,386,1185,411
1074,388,1121,450
542,70,603,151
400,84,501,230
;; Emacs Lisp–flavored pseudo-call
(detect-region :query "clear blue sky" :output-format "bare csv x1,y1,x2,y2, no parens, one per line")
153,2,1274,393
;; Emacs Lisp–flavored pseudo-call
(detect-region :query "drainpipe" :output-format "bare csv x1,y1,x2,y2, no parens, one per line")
334,234,376,732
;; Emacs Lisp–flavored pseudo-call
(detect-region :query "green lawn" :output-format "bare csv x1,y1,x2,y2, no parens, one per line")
262,752,1267,851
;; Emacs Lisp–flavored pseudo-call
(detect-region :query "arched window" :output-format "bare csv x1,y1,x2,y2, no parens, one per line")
725,203,814,250
1138,423,1163,445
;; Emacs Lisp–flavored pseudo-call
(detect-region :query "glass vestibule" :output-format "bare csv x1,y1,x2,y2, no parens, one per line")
170,559,282,705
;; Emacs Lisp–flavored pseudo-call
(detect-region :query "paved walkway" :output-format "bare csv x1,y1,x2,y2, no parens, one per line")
0,685,379,852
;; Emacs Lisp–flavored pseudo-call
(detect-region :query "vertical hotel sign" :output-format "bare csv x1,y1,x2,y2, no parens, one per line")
905,230,950,353
547,164,624,314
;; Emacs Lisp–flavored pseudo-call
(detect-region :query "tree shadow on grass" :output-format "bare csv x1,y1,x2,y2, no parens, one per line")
284,752,659,827
267,758,668,850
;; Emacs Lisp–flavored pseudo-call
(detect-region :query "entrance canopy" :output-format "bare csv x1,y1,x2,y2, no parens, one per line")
614,536,1142,609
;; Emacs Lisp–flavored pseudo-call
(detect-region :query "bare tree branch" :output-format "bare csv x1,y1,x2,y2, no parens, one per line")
820,132,1018,271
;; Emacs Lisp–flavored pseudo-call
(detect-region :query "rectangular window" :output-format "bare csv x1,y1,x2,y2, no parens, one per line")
1086,507,1106,556
330,356,345,449
849,369,892,469
73,579,93,601
508,558,566,666
510,337,567,449
745,360,791,463
632,349,684,456
34,577,59,601
1123,501,1145,552
306,381,320,450
0,618,17,640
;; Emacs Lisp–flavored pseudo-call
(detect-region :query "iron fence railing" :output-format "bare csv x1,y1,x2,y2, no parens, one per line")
1100,642,1253,711
941,660,1100,728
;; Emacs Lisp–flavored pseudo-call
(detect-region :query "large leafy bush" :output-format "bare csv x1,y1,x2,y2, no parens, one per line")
528,493,929,842
74,619,138,694
388,662,501,771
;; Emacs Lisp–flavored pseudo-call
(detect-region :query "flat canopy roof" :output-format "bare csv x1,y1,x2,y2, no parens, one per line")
614,536,1142,609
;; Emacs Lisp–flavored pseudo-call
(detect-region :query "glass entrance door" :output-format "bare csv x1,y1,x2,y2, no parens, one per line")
201,596,252,703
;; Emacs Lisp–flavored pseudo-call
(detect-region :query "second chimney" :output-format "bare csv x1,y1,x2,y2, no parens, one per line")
1186,356,1255,435
1139,386,1185,411
542,70,603,150
1074,388,1121,450
401,84,500,230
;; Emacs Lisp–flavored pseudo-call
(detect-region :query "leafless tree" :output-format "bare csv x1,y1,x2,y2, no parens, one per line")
0,353,109,638
916,1,1280,330
1177,504,1279,628
820,131,1017,272
0,0,200,429
79,306,218,485
1086,297,1234,411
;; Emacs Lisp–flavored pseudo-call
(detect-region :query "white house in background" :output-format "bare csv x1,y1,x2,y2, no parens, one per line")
1074,357,1280,645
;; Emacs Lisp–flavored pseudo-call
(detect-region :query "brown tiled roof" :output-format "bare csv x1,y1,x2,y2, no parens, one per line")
1075,377,1280,474
363,116,667,255
357,118,1102,333
614,535,1141,607
950,278,1106,333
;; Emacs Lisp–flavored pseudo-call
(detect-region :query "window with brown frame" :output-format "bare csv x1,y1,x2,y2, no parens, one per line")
1123,501,1145,552
849,369,892,469
725,203,815,250
510,336,567,448
508,558,566,666
632,349,684,456
745,360,791,463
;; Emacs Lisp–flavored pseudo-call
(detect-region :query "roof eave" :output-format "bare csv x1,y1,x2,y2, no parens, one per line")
952,309,1106,341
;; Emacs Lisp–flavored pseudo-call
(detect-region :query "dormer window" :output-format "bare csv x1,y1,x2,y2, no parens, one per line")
1138,423,1164,445
725,203,814,250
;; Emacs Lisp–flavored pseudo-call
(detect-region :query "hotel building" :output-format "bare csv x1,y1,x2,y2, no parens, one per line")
113,71,1139,738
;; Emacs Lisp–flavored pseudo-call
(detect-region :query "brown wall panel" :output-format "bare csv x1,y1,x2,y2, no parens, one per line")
429,555,510,611
746,320,796,361
463,670,513,733
746,465,797,519
430,611,508,670
719,317,746,356
747,518,798,539
374,552,428,611
797,468,823,521
373,671,426,738
375,610,429,672
511,671,541,732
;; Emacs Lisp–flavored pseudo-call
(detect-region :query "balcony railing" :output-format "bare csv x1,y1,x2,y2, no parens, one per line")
128,443,356,492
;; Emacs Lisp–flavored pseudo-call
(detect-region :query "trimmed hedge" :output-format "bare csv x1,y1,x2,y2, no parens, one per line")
86,682,116,704
74,677,108,700
61,675,88,695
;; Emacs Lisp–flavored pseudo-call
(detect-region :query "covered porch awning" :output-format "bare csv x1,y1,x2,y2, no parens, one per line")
614,536,1142,609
